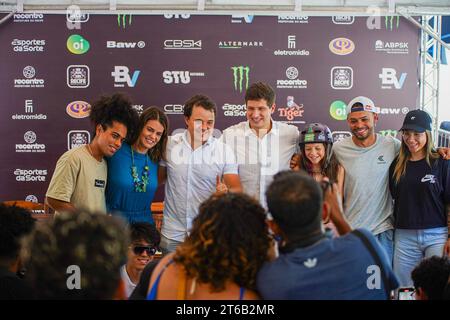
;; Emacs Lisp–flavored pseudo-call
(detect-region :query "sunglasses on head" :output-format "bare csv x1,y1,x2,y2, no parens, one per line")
131,245,157,256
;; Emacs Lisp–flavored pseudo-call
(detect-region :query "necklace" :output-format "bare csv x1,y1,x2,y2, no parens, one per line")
131,148,149,193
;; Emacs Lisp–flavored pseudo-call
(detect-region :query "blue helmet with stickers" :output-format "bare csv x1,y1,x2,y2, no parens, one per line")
299,123,333,145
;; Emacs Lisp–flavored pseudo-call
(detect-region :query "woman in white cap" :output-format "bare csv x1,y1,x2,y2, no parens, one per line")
389,109,450,288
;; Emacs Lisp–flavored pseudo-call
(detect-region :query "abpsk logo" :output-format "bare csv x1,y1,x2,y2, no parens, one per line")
329,38,355,55
118,14,132,28
24,131,37,144
23,66,35,78
66,101,91,118
67,65,90,88
67,34,90,54
231,66,250,93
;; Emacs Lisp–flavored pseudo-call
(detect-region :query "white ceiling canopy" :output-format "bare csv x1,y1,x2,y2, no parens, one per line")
1,0,450,15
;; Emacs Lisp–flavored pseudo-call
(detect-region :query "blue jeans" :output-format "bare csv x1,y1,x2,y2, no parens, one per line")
159,234,183,256
375,229,394,268
393,227,447,287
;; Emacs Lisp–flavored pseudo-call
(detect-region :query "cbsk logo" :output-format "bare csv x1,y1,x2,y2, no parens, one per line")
329,38,355,55
164,104,184,115
66,101,91,118
117,14,132,28
68,130,90,150
231,66,250,93
329,100,347,120
112,66,140,87
132,105,144,115
421,174,436,184
164,40,201,50
379,68,407,89
67,35,90,54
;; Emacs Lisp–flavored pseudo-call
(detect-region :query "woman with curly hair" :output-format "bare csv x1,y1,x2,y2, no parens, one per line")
146,193,272,299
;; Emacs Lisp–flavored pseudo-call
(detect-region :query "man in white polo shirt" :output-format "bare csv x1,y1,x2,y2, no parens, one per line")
221,82,299,206
158,94,241,254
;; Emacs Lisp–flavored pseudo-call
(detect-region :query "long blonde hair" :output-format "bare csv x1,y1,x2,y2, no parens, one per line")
393,130,439,184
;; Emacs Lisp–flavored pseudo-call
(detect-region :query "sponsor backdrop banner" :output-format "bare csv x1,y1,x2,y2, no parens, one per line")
0,13,419,203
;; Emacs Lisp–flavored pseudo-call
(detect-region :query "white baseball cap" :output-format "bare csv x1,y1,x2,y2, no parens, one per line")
346,96,380,116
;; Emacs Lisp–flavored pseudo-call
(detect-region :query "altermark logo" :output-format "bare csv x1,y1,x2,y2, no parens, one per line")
12,99,47,121
375,40,408,54
117,14,132,28
16,131,46,153
277,15,309,24
14,169,47,182
379,68,407,89
274,35,310,56
132,105,144,115
331,66,353,89
11,39,45,52
67,65,90,88
218,40,262,49
68,130,90,150
163,71,205,84
14,66,45,88
107,41,145,49
231,66,250,93
164,40,201,50
112,66,140,87
277,66,307,89
14,13,43,23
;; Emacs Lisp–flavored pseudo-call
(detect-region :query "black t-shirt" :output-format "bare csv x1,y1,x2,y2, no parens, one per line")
0,267,35,300
389,157,450,229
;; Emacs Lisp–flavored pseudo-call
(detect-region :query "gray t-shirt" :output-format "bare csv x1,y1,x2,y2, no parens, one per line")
333,134,401,235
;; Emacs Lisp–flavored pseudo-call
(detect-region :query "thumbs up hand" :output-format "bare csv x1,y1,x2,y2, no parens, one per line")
215,175,228,195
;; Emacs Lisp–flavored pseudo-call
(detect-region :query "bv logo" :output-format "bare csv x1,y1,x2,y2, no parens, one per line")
231,66,250,93
329,37,355,55
379,68,407,89
111,66,140,87
67,34,90,54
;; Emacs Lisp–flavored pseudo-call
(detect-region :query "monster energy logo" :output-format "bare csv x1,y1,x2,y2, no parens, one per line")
118,14,132,28
385,16,399,30
231,66,250,93
379,130,398,137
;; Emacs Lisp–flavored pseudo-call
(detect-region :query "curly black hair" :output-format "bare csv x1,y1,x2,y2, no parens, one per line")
89,92,139,141
173,193,271,292
129,222,160,247
24,210,129,299
411,256,450,300
0,204,35,263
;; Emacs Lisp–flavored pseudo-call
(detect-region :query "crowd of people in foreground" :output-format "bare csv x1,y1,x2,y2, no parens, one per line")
1,81,450,300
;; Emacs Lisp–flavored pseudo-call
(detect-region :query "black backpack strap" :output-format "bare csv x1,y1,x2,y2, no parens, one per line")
352,229,391,299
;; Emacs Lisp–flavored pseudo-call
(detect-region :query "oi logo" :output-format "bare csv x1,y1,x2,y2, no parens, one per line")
231,66,250,93
67,35,90,54
329,100,347,121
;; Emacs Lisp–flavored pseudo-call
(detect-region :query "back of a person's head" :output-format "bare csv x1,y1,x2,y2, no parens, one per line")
0,204,35,266
174,193,270,292
129,222,160,247
412,256,450,300
266,171,323,237
24,210,129,299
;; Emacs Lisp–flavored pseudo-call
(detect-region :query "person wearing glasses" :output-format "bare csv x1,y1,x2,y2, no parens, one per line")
121,222,161,298
389,110,450,287
106,107,169,225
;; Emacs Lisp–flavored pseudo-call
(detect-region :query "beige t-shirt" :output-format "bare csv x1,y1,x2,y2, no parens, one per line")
46,145,107,214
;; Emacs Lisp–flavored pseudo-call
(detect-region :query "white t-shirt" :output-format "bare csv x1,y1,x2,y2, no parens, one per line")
120,265,136,299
